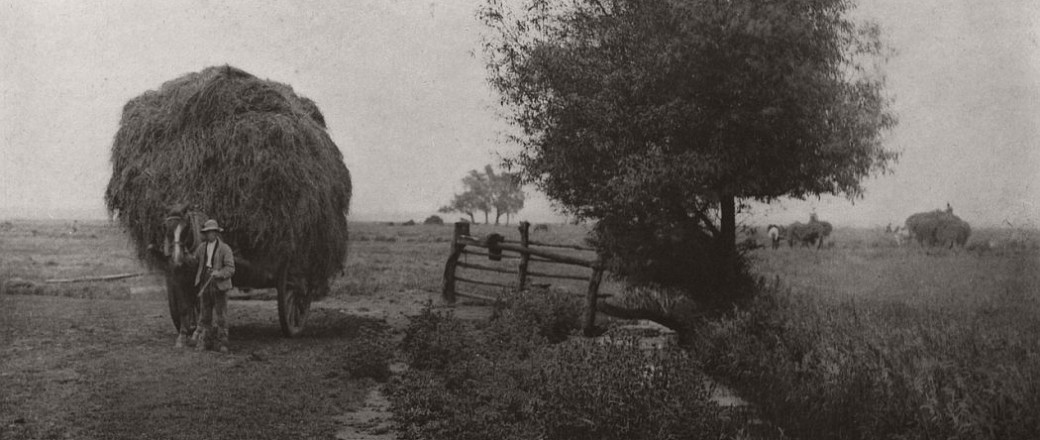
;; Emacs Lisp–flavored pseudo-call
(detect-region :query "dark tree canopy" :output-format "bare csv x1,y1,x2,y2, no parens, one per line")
481,0,896,302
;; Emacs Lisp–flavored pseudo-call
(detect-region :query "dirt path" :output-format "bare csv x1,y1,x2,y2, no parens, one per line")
0,294,400,440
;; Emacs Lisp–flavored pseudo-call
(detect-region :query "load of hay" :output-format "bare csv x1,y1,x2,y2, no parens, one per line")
105,65,351,292
905,209,970,247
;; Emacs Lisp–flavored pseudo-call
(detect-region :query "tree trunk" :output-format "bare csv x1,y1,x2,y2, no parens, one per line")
467,212,475,223
483,211,489,224
719,194,737,295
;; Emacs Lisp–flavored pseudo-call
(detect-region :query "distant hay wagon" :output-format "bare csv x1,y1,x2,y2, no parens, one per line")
904,207,970,249
105,65,352,337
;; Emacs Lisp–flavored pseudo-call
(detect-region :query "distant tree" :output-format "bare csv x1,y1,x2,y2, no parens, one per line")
486,165,526,225
439,171,487,223
440,165,525,225
423,215,445,225
482,0,896,307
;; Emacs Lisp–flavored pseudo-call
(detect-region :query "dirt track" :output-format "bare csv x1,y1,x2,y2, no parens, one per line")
0,293,414,440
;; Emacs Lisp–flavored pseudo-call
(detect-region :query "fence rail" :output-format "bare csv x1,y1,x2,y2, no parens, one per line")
442,221,605,336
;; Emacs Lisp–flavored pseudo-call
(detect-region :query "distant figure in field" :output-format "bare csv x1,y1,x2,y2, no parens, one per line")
767,224,783,250
893,225,910,246
533,224,550,233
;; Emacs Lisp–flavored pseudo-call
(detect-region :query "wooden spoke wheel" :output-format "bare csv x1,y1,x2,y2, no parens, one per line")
277,264,311,337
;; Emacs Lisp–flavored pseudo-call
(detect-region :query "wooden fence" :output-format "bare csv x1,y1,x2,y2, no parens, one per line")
442,221,605,336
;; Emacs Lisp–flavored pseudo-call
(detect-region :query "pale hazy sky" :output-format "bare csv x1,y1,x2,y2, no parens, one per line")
2,0,1038,227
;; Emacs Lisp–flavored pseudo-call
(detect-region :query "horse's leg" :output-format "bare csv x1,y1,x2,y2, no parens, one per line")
176,278,199,346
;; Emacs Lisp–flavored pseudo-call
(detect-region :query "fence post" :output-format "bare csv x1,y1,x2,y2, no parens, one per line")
583,264,604,336
442,222,470,305
517,221,531,290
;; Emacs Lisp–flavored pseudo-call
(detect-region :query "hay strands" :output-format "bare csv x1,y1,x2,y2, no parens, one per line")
45,273,145,284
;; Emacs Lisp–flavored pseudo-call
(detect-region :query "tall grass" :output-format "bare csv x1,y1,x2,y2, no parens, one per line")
695,237,1040,439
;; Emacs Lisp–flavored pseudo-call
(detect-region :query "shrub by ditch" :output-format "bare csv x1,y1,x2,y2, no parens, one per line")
387,291,735,440
486,289,584,351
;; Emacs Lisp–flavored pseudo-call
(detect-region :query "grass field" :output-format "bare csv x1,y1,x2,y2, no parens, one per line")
2,219,1038,439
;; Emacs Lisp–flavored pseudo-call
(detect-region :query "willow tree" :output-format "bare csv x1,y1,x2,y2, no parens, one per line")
482,0,896,305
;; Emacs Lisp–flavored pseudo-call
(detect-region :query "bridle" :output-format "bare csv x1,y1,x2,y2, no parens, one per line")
163,210,205,256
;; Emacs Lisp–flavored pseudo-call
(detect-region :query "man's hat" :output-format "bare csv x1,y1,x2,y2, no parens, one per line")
200,219,223,232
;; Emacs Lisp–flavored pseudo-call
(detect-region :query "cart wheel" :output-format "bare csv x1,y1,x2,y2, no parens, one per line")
277,266,311,337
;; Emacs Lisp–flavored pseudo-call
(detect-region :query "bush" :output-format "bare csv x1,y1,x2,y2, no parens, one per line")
487,289,584,348
402,220,417,226
399,307,480,372
591,215,757,310
423,215,445,225
386,293,740,440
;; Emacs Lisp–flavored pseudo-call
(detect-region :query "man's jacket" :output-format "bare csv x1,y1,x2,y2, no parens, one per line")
188,239,235,290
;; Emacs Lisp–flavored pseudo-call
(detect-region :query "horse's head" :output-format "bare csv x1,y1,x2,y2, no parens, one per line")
162,205,205,268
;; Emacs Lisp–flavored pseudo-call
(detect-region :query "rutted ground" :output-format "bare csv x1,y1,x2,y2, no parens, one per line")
0,292,427,440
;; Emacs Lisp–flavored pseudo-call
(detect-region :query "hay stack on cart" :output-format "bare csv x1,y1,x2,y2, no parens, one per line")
105,65,351,336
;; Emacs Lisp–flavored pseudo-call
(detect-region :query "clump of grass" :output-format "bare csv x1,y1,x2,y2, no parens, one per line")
342,327,395,382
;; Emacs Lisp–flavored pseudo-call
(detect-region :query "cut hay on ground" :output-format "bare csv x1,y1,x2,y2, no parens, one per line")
105,65,351,291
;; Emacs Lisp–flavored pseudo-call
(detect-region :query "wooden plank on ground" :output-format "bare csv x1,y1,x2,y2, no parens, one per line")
45,273,145,284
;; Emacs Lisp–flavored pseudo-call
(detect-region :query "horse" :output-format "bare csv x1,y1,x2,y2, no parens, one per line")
160,205,206,344
767,224,783,250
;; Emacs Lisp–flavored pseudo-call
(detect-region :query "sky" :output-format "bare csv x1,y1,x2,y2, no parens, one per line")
1,0,1038,227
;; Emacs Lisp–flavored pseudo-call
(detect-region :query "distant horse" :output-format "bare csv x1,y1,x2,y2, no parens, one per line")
767,225,783,250
533,224,550,233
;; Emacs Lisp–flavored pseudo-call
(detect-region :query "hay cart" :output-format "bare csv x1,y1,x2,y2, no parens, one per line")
161,211,321,338
107,66,351,340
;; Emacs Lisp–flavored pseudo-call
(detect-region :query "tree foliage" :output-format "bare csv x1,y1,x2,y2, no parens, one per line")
481,0,896,304
440,165,525,224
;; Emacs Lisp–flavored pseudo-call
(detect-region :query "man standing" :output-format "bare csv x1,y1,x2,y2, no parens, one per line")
184,219,235,353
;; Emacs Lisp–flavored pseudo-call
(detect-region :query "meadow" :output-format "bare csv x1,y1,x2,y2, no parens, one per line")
2,219,1038,439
